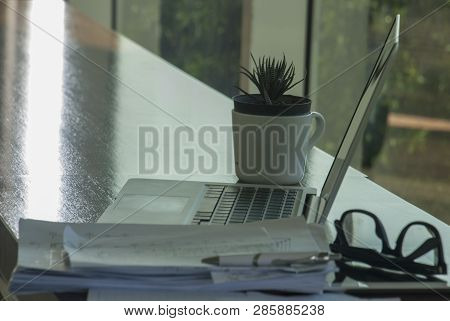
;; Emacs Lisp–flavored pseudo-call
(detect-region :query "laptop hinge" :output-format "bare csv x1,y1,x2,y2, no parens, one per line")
303,195,327,224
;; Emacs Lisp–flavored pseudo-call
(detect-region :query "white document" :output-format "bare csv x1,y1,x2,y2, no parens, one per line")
62,217,321,269
17,219,68,271
12,217,329,294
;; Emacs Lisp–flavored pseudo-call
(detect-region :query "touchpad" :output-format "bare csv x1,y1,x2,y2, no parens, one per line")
111,194,190,224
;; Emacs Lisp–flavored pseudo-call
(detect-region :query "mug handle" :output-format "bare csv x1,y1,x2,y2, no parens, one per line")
306,112,325,152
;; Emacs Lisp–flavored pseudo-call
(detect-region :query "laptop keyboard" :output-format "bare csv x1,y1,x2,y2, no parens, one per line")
191,185,301,225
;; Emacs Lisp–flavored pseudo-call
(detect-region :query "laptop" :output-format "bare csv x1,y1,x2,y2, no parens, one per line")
99,15,400,226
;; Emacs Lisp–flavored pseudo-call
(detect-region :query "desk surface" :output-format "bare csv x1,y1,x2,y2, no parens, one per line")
0,0,448,297
0,0,344,245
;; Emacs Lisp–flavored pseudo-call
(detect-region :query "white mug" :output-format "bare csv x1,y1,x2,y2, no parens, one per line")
232,110,325,185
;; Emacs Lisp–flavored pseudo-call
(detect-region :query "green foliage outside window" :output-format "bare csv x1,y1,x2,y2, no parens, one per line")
160,0,242,97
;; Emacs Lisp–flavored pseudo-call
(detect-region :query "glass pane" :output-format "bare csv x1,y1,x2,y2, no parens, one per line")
113,0,308,98
311,0,450,223
68,0,112,28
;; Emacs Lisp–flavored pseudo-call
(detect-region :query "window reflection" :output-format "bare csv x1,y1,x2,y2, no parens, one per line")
312,0,450,223
114,0,243,97
114,0,308,97
24,1,65,220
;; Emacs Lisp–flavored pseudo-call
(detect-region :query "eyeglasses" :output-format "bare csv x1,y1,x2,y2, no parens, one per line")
330,209,447,276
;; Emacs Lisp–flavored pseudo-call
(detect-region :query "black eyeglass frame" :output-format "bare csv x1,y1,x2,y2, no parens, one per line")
330,209,447,276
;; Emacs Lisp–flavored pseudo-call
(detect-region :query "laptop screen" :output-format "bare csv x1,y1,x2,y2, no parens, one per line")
317,15,400,223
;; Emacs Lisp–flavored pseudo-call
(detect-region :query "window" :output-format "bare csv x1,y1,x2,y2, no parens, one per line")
311,0,450,223
68,0,449,223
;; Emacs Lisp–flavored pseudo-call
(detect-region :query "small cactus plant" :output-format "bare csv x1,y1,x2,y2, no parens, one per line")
238,54,306,105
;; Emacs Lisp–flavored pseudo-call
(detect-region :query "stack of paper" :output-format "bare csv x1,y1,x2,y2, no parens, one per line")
9,217,334,295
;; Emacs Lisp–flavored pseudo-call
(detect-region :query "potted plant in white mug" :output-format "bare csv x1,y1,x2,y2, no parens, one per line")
232,54,325,185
